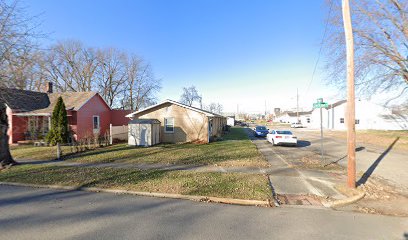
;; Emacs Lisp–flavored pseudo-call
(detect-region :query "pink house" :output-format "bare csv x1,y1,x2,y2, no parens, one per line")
1,83,130,144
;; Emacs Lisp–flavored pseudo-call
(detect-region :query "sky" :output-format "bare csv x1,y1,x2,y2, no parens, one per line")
23,0,342,114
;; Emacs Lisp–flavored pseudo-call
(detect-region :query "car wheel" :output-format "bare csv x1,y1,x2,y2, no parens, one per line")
271,139,275,146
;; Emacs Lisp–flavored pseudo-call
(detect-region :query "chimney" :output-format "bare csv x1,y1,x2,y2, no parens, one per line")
46,82,53,93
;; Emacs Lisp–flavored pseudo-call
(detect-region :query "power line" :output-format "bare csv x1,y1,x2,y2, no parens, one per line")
304,0,334,99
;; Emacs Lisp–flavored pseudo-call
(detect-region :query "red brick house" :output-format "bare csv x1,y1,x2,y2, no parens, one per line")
1,84,130,144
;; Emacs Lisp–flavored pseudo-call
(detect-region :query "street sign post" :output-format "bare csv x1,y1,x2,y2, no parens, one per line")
313,98,329,163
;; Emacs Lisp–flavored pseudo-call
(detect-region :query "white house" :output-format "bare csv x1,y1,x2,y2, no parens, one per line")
309,99,408,130
226,116,235,126
275,111,312,125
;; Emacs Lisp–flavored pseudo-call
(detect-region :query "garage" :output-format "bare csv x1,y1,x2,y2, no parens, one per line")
128,119,161,147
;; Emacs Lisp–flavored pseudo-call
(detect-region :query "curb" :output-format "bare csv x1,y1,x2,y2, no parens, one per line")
0,182,271,207
322,191,366,208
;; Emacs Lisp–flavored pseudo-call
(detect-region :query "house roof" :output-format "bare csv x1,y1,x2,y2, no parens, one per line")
327,100,347,109
27,92,99,115
0,88,50,112
126,99,224,118
0,87,102,115
129,119,161,124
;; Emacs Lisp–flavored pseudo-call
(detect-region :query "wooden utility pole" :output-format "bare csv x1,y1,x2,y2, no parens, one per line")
342,0,356,188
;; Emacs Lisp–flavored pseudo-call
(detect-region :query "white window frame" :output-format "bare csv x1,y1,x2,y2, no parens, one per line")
93,115,100,130
164,117,174,133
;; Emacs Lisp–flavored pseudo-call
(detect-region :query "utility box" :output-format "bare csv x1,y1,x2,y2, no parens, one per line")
128,119,161,147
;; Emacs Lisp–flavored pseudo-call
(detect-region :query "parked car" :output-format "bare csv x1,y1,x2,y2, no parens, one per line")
254,126,269,137
291,122,304,128
267,130,297,146
240,122,249,127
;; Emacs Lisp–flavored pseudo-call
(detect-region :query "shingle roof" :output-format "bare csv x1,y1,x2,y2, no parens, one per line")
0,88,50,112
0,88,100,114
126,99,225,118
27,92,98,114
129,119,161,124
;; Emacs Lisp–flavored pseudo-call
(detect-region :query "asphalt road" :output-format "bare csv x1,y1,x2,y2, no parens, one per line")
249,125,408,191
1,184,407,240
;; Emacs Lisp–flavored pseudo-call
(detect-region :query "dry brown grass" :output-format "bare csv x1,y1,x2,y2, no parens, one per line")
325,130,408,151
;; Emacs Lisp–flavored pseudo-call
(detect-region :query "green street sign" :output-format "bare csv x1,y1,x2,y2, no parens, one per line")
313,102,329,109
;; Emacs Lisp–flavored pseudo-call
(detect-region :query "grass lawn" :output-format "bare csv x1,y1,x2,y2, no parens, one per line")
10,127,269,168
10,145,72,161
324,130,408,151
0,165,272,201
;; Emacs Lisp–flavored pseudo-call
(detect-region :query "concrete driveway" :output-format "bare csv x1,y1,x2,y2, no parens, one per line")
1,184,407,240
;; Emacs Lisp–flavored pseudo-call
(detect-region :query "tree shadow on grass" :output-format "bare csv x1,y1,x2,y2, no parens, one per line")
357,137,399,186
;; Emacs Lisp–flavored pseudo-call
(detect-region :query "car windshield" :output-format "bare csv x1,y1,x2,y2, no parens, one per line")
256,126,267,131
276,130,292,135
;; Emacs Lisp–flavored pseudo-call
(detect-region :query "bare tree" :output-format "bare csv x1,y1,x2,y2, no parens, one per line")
325,0,408,101
180,86,202,107
0,0,39,167
96,47,127,108
44,40,98,92
124,56,161,111
205,102,223,114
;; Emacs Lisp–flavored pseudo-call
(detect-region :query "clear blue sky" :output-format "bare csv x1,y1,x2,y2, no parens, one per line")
24,0,341,113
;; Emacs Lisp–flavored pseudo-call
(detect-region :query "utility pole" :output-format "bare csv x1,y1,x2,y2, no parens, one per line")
264,100,267,118
342,0,356,188
296,88,299,123
320,106,324,161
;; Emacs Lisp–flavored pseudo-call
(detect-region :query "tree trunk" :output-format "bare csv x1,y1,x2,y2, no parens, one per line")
0,103,17,169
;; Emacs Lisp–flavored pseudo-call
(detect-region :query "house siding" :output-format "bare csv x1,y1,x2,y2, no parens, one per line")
75,94,112,139
111,109,132,126
309,100,408,130
132,103,210,143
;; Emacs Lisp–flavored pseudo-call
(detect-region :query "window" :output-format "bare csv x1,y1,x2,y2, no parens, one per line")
42,117,49,135
340,118,345,123
355,119,360,124
276,130,293,135
93,116,100,130
307,118,310,123
164,118,174,133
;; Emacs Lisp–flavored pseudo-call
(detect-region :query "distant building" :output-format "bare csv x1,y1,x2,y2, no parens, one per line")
226,116,235,126
309,100,408,130
274,111,312,125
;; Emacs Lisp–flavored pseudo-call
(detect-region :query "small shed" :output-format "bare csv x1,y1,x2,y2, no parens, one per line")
128,119,161,147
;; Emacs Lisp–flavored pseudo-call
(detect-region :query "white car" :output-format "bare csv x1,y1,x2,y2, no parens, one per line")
290,122,304,128
267,130,297,146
